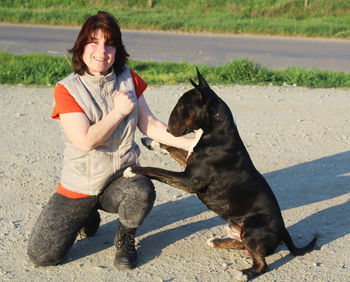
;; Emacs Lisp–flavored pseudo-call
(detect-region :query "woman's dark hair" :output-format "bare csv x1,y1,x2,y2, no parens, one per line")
68,11,129,75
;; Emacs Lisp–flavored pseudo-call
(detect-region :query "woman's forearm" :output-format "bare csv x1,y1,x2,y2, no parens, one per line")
60,90,136,152
84,110,126,150
140,116,193,151
60,110,126,152
137,95,194,151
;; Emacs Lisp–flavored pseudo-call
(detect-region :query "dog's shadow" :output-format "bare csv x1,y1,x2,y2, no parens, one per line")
267,151,350,246
258,150,350,273
265,151,350,210
136,198,225,266
67,151,350,267
268,199,350,273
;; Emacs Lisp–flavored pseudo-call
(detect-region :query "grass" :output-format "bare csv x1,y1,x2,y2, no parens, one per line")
1,51,349,88
0,0,349,38
1,1,349,87
0,52,71,86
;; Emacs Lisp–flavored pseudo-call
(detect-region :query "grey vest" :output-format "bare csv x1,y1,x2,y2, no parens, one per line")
58,66,140,195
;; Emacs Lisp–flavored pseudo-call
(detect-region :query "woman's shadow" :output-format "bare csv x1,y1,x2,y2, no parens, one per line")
68,150,350,266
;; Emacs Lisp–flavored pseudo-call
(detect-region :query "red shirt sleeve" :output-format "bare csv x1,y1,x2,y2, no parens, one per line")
51,83,84,120
130,69,147,98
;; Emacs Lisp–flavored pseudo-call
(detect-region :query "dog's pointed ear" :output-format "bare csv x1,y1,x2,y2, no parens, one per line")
190,78,198,89
196,67,209,88
190,78,206,103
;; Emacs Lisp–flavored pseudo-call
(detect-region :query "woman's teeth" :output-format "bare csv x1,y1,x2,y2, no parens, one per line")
93,56,105,61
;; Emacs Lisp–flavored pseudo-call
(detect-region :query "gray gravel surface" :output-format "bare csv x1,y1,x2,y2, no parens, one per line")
0,84,349,281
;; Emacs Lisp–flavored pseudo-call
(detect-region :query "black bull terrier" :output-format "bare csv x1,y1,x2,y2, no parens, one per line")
124,69,317,280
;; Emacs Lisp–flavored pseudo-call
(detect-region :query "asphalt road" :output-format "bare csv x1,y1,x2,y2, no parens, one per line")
1,23,350,72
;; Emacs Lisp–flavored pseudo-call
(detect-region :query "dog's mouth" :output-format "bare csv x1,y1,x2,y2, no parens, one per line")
167,127,182,137
167,125,193,137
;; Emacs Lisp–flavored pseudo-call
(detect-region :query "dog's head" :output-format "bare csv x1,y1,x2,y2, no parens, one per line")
168,68,234,137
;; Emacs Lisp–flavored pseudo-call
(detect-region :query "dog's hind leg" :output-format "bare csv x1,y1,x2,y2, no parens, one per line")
207,238,245,249
207,236,267,281
237,227,276,280
240,249,268,280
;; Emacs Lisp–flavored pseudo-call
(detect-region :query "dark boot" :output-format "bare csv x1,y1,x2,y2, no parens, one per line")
81,209,100,237
114,221,137,270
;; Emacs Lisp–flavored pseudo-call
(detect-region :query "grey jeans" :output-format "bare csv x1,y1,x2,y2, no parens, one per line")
27,175,155,266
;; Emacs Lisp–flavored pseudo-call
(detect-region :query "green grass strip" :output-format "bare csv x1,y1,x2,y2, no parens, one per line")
1,7,350,39
0,51,349,88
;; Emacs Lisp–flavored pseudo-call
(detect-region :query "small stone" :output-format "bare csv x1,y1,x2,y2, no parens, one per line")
95,265,107,270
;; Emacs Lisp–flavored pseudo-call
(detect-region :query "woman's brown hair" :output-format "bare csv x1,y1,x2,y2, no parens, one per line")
68,11,129,75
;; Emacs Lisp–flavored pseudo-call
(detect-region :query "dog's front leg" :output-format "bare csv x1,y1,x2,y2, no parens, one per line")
141,137,187,167
124,166,204,194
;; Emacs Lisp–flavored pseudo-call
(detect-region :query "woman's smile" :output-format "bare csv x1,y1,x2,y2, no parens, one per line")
83,29,116,76
93,56,107,62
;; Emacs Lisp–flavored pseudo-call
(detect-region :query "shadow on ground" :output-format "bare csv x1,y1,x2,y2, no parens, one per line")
67,151,350,266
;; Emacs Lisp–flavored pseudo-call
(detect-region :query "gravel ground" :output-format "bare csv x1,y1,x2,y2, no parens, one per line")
0,84,349,281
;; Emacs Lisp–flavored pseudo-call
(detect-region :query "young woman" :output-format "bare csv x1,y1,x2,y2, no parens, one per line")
27,11,193,270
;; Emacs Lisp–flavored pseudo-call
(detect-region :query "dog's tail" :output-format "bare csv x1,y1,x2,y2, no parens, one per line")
282,229,317,256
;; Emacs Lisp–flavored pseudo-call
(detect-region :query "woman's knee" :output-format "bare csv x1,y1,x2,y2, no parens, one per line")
101,176,156,228
121,176,156,226
27,193,96,266
27,215,76,266
130,176,156,203
27,245,63,266
27,221,72,266
101,176,156,213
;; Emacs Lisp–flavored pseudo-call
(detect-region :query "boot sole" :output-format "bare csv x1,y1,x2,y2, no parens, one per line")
113,259,137,270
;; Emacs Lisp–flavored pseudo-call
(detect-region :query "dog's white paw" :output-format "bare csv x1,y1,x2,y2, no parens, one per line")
150,140,160,150
123,167,136,178
206,238,215,248
150,140,168,154
234,270,248,282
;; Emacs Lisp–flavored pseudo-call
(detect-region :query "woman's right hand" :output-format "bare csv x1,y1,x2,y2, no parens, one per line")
113,90,136,117
60,90,136,152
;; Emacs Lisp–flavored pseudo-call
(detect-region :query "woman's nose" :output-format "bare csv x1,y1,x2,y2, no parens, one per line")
98,42,106,51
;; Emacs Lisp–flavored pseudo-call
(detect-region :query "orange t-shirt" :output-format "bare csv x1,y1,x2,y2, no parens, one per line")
52,69,147,198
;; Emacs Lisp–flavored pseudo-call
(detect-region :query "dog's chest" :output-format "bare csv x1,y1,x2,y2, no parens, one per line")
187,128,203,161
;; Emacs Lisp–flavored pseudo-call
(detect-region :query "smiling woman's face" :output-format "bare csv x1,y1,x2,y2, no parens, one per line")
82,29,116,76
